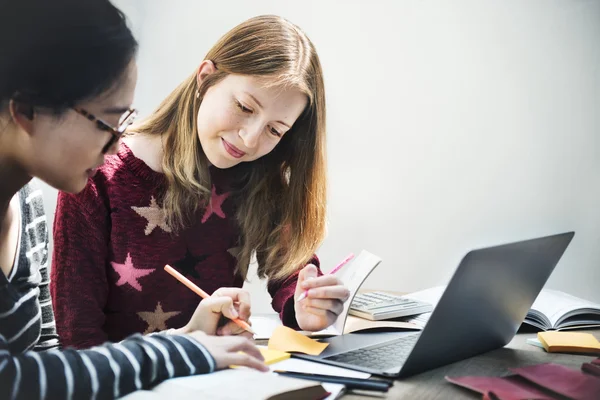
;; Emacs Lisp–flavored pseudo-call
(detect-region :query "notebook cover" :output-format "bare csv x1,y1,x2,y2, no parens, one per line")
581,362,600,378
445,375,555,399
510,363,600,400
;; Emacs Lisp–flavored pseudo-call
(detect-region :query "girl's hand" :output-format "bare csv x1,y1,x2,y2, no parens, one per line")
187,331,268,371
294,264,350,331
178,288,253,339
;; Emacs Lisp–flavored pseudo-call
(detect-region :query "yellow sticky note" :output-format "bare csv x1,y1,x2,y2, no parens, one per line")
268,326,329,356
259,348,291,364
230,348,290,368
538,331,600,354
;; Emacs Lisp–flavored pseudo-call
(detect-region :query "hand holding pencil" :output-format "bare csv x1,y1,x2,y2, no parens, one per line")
165,265,255,337
293,254,353,332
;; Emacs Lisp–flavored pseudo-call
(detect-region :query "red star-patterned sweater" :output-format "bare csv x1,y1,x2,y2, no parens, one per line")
50,143,320,349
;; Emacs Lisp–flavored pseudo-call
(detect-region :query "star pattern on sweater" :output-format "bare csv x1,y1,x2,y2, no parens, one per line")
131,196,172,235
173,248,208,279
137,302,181,334
110,253,154,291
201,186,230,223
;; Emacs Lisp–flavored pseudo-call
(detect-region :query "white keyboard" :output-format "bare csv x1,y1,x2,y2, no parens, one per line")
349,291,433,321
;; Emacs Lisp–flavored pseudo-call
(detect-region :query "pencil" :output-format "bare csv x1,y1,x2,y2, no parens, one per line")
164,264,255,335
297,253,355,302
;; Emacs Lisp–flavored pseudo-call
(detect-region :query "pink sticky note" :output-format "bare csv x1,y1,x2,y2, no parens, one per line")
445,375,555,400
510,363,600,400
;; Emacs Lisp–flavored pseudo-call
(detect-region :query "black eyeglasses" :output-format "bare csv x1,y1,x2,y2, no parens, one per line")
73,107,138,153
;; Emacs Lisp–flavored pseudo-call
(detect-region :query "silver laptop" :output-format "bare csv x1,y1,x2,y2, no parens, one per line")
295,232,574,378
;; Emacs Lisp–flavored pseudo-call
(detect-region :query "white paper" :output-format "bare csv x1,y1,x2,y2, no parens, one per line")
269,357,371,379
401,285,446,305
331,250,382,334
322,383,346,400
250,314,281,340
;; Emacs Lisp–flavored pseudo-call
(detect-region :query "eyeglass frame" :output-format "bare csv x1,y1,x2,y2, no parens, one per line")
72,107,138,154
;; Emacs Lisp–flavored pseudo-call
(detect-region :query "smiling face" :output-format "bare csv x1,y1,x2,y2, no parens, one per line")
196,67,308,169
20,61,138,193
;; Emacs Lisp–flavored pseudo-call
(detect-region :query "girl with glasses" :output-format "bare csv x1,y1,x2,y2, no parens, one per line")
0,0,267,398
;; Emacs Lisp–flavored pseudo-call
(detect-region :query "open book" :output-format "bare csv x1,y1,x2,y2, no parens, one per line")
251,250,421,340
121,369,343,400
525,289,600,331
398,286,600,331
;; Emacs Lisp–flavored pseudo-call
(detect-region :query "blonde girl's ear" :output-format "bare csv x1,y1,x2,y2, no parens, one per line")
196,60,217,88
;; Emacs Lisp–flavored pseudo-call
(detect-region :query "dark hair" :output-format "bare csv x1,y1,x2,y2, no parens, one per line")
0,0,138,115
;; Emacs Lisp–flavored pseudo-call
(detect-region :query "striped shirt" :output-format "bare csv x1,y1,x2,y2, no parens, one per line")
0,183,215,399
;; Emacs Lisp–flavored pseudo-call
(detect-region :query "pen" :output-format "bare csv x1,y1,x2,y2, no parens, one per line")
297,253,354,302
164,264,255,335
273,370,392,392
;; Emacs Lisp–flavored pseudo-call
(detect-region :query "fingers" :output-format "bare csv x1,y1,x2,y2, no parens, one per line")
303,298,344,316
227,337,265,363
213,287,251,307
301,285,350,302
202,296,238,319
234,330,254,340
299,264,318,283
300,274,339,290
226,352,269,372
217,320,252,337
300,305,339,321
213,287,252,320
236,301,252,321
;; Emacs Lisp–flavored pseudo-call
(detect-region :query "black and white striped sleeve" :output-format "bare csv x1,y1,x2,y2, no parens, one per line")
33,260,60,352
0,333,215,400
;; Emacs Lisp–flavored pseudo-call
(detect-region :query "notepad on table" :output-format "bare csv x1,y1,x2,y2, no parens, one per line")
537,331,600,354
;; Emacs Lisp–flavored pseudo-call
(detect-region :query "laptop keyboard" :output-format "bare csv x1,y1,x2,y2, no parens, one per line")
324,334,420,371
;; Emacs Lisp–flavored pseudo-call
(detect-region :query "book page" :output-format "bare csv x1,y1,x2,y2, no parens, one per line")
530,289,600,328
251,251,382,339
343,315,422,333
148,369,329,400
331,250,382,335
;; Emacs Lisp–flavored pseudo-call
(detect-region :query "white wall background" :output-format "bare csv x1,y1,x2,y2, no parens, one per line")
41,0,600,313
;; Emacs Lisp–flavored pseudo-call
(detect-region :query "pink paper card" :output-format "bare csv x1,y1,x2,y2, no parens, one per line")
510,363,600,400
581,362,600,378
445,375,555,400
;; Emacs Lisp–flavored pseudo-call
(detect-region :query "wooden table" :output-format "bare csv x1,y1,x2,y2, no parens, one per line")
256,329,598,399
330,329,599,399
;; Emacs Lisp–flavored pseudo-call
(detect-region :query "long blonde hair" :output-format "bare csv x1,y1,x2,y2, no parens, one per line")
133,15,327,281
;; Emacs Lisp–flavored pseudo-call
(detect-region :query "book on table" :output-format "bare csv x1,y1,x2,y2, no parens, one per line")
396,287,600,331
